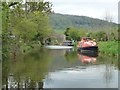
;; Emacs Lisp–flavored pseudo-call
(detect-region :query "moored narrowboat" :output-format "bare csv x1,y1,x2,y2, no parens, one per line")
77,37,98,52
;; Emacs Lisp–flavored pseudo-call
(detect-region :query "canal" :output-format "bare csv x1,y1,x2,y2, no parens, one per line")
2,47,119,89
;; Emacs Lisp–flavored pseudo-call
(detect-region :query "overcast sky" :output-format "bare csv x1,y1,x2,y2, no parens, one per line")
47,0,119,23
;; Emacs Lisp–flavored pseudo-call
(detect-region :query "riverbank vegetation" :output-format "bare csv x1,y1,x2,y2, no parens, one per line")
64,26,118,41
2,1,53,60
98,41,119,57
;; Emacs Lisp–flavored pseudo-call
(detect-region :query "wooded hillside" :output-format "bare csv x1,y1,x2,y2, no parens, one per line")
49,13,117,31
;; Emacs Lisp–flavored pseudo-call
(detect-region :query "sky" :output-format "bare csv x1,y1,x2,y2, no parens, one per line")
47,0,119,23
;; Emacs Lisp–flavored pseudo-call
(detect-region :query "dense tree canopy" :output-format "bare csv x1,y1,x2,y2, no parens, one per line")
64,27,87,41
2,0,53,60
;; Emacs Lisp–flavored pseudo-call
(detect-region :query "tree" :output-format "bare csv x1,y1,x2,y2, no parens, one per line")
2,0,53,60
64,27,87,41
78,28,86,38
13,18,37,43
69,28,80,40
94,31,107,41
64,27,70,36
29,11,52,44
25,1,52,14
104,12,114,41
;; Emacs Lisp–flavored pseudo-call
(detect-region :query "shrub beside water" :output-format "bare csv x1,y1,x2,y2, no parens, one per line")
98,41,119,57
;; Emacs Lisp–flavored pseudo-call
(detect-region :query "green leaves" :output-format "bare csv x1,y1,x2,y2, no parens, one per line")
24,1,52,14
64,27,87,41
2,1,53,61
29,11,52,43
13,18,37,42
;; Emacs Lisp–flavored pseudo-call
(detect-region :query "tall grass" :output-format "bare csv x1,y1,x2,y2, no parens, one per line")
98,41,119,57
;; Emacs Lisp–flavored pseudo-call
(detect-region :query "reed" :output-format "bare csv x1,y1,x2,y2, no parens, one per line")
98,41,119,57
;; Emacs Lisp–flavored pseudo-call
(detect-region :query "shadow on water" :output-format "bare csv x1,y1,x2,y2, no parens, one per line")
2,47,119,89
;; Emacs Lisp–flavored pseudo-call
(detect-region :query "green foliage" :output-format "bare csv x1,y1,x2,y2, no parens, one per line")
94,31,107,41
29,11,52,44
64,27,70,36
25,2,52,14
64,27,87,41
49,13,117,31
78,28,86,37
86,27,118,42
69,28,80,40
64,27,79,40
98,41,119,57
13,18,37,42
2,1,52,60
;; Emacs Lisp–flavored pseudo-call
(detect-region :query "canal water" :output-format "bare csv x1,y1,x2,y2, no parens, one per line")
2,48,119,89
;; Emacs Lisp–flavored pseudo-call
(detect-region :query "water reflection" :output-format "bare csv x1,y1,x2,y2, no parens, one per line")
6,75,44,89
2,48,118,89
44,50,118,88
2,48,51,89
77,51,98,65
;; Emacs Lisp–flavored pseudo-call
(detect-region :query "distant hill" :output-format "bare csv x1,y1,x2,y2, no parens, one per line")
48,13,117,32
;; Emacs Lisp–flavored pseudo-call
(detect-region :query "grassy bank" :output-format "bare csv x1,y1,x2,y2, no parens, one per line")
98,41,119,57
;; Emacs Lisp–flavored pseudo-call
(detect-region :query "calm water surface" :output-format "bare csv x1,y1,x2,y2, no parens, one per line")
2,47,118,88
